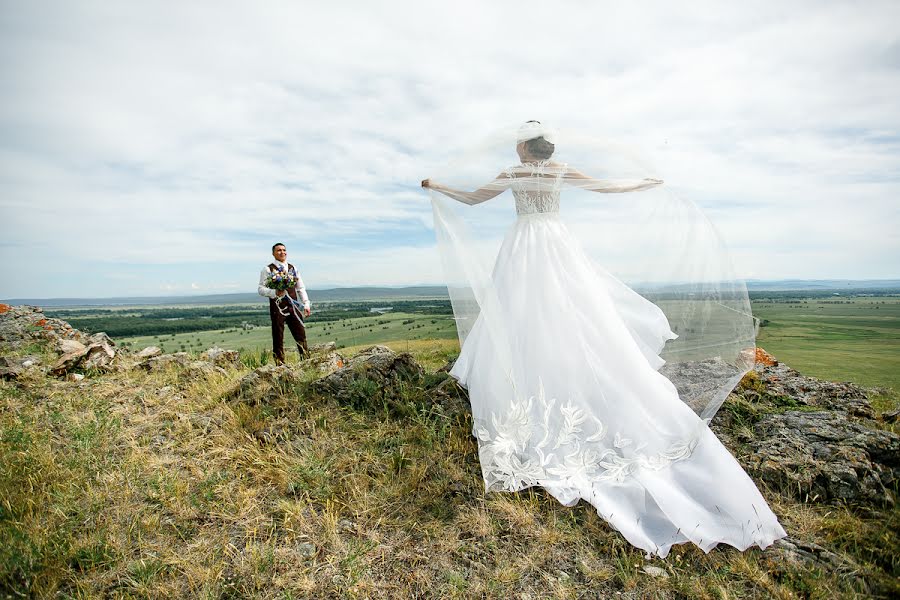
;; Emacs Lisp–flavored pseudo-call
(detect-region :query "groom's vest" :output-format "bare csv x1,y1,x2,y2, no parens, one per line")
268,262,300,304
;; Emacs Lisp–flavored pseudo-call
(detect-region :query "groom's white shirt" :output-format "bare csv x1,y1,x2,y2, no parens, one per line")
258,259,311,309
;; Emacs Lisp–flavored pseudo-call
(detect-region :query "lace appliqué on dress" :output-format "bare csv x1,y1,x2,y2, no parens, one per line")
473,380,703,493
506,161,564,216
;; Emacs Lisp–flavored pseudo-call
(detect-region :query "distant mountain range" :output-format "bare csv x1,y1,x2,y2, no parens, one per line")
3,280,899,307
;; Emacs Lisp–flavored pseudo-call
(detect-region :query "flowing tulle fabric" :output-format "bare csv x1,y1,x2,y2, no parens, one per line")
427,124,786,557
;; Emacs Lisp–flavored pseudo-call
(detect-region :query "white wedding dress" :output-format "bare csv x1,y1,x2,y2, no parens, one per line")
442,163,787,558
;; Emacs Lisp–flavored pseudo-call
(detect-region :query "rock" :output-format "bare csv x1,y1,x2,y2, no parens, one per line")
437,357,457,373
88,332,116,348
304,344,345,375
50,343,91,374
744,410,899,506
57,338,87,355
82,336,116,370
141,353,192,371
313,346,424,409
135,346,162,359
48,332,117,374
187,360,226,378
0,356,24,380
66,373,85,382
338,519,355,534
753,361,874,419
882,409,900,424
641,565,669,579
660,357,744,415
295,542,317,559
309,342,337,352
202,346,240,367
764,536,856,575
235,364,303,402
427,374,470,415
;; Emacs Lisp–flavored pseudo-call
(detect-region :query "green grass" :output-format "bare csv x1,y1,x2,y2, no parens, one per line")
754,296,900,391
120,312,459,356
116,297,900,394
2,345,896,598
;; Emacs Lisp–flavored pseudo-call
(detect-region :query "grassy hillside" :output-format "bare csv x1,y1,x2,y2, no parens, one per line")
1,336,898,598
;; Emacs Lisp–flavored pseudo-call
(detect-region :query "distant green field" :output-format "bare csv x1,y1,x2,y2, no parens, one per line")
120,311,459,356
753,296,900,391
109,296,899,393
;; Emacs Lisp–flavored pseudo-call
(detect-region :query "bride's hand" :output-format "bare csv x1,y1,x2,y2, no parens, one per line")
646,178,664,185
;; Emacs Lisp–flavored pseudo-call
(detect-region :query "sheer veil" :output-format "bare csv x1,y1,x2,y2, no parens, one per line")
428,123,756,420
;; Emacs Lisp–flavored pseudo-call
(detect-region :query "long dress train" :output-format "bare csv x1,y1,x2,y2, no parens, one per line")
437,165,787,558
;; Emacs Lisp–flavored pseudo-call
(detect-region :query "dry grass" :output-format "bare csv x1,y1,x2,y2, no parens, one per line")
1,340,898,599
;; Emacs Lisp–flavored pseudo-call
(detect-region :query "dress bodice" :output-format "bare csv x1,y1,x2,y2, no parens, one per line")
505,162,565,216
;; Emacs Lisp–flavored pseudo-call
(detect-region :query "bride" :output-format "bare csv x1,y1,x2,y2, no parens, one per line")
422,121,786,558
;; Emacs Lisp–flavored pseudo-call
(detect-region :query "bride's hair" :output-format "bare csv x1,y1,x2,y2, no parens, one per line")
525,136,555,160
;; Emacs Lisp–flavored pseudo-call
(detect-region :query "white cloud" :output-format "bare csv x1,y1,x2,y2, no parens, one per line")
1,0,898,297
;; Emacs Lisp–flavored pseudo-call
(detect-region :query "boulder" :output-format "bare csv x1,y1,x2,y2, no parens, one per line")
50,343,91,374
140,352,192,371
744,410,899,506
313,345,424,409
203,346,240,367
235,364,303,402
57,338,87,355
304,343,345,375
763,536,857,576
135,346,162,359
187,360,227,378
426,373,470,415
82,335,116,370
0,356,24,380
753,361,874,419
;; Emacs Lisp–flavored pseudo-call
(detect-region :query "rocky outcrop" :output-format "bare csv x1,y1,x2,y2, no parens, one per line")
140,352,192,371
306,342,345,374
313,345,424,410
234,364,304,403
752,359,875,419
203,346,240,368
0,304,86,350
746,410,898,505
0,355,39,380
720,353,900,508
135,346,162,359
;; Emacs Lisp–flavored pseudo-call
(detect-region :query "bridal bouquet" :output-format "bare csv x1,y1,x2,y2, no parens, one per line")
265,269,297,292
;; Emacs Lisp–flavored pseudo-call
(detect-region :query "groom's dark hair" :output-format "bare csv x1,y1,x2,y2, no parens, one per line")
272,243,286,252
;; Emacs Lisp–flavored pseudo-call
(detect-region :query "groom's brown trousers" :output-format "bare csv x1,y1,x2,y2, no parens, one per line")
269,298,307,363
267,261,308,363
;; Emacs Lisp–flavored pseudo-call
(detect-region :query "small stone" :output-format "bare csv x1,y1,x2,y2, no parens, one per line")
642,565,668,578
136,346,162,359
66,373,85,382
338,519,355,534
296,542,317,559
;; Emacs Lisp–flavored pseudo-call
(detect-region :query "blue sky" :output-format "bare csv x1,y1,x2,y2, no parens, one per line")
1,1,899,298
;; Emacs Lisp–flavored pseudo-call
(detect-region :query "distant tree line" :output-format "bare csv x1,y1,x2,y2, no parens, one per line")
50,300,454,337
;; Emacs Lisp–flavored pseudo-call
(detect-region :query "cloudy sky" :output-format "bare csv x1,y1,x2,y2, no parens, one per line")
1,1,898,299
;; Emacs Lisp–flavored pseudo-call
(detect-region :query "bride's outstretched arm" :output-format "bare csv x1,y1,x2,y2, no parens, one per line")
564,168,663,193
421,175,509,205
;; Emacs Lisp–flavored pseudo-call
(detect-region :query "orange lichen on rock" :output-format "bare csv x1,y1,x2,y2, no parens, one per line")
0,304,9,314
755,347,778,366
36,318,47,327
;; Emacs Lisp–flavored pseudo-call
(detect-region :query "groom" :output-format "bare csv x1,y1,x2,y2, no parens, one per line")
257,243,312,364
